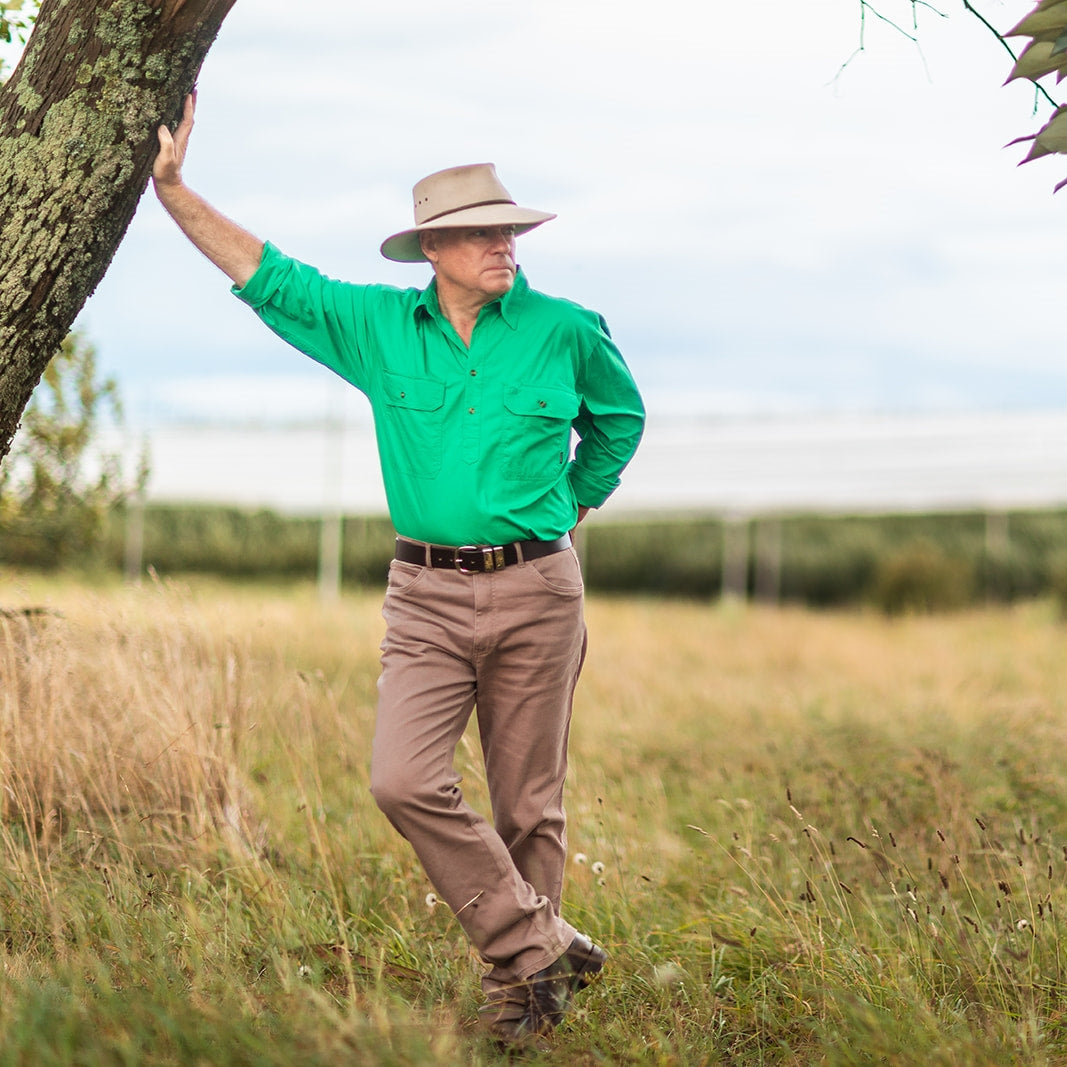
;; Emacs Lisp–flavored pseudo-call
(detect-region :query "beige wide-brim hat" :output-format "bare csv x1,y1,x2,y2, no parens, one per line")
380,163,556,263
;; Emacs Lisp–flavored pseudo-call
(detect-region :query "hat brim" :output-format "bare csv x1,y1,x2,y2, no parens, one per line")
380,204,556,263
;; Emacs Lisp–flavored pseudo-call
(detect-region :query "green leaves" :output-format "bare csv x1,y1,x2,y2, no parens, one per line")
0,0,35,77
1005,0,1067,189
0,331,143,569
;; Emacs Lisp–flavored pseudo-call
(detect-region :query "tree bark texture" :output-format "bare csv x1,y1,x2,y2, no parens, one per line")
0,0,237,464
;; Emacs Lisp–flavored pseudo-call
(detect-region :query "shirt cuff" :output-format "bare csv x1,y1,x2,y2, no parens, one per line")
231,241,286,309
568,463,621,510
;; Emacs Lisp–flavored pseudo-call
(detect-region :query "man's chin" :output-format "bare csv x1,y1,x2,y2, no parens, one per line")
483,271,515,295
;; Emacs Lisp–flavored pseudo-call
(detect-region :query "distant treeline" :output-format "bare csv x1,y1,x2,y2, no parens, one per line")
5,504,1067,613
579,510,1067,612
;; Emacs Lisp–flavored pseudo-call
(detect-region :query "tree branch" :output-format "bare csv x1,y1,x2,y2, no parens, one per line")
961,0,1059,110
860,0,919,44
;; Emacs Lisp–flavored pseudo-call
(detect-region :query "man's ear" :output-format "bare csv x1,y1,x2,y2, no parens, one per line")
419,230,438,262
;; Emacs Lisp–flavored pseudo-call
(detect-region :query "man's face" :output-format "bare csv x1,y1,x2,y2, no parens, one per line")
420,226,518,305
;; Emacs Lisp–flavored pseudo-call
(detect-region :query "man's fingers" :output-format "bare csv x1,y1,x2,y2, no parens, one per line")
171,94,195,154
153,122,179,184
152,94,196,190
155,123,176,170
177,92,196,137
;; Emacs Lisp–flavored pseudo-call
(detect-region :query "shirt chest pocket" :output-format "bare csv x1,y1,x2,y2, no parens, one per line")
502,384,580,481
382,372,446,478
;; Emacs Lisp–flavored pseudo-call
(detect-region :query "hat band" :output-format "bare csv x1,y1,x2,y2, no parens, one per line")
420,197,516,224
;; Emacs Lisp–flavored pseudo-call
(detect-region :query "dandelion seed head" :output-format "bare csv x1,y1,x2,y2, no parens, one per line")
425,892,438,909
1017,918,1030,931
653,962,684,986
574,853,588,866
592,861,606,875
298,965,311,978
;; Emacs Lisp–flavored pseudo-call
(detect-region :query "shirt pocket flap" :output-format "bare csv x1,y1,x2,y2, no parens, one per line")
504,385,580,419
383,372,446,411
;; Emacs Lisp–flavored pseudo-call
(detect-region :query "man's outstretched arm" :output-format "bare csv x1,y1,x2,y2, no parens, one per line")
153,94,265,288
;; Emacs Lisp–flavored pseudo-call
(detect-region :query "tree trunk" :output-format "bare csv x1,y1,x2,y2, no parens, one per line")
0,0,237,464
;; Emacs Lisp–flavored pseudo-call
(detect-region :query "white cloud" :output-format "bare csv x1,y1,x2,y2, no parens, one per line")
73,0,1067,426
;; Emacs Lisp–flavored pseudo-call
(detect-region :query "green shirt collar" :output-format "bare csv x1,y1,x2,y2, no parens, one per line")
414,267,529,331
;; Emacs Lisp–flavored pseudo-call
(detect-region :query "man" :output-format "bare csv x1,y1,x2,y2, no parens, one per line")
153,94,645,1044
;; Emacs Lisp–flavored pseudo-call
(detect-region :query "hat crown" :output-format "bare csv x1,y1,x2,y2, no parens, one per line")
380,162,555,262
412,163,515,226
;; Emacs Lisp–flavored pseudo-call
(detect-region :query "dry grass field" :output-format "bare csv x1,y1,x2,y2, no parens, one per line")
1,570,1067,1064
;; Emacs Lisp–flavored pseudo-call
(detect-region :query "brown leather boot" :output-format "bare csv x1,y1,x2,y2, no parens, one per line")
563,932,608,991
479,934,609,1045
477,984,551,1049
526,933,609,1032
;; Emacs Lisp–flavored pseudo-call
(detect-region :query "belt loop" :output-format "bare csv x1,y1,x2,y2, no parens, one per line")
423,541,432,567
514,540,525,564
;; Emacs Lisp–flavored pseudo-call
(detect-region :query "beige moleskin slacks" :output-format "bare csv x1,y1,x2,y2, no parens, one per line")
370,543,587,981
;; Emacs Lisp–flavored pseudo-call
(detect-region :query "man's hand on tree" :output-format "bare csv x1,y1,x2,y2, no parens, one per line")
154,92,196,189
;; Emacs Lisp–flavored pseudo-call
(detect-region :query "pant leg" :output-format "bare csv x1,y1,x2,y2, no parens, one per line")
475,547,588,911
473,547,588,996
370,557,573,979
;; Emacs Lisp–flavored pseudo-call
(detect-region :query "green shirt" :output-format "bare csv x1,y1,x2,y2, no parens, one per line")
234,242,645,545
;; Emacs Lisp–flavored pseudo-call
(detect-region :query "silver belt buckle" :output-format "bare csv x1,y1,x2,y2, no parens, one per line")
454,545,505,574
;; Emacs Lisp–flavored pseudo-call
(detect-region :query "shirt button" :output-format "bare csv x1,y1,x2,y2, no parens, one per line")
470,369,478,376
469,407,476,414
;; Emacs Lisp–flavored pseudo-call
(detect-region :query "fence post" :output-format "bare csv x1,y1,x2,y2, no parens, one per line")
319,511,343,601
754,517,782,604
984,509,1010,603
721,514,750,602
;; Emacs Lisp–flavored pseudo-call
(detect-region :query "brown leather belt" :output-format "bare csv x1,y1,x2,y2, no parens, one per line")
394,535,572,574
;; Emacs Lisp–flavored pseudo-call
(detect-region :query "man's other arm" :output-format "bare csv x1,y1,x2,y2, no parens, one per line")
569,319,645,512
152,94,264,288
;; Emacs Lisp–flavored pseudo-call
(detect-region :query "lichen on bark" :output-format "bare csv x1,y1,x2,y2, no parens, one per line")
0,0,236,463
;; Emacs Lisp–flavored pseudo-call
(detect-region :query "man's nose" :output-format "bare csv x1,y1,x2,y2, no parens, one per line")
489,229,512,252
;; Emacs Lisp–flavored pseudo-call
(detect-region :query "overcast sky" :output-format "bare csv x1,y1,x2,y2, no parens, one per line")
69,0,1067,426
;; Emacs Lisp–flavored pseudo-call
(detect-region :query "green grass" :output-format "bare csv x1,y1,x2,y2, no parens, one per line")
2,572,1067,1063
